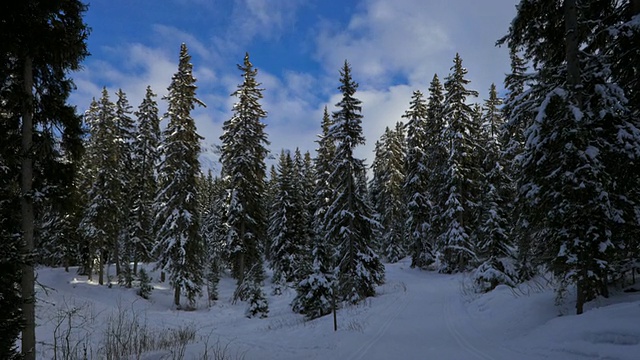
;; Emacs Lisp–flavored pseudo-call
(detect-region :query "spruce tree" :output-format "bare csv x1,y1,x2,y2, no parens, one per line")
326,61,384,304
402,90,432,268
153,43,205,309
500,0,640,314
0,1,89,357
292,148,313,272
301,150,317,262
131,86,161,274
113,89,136,278
606,0,640,280
501,50,535,280
220,53,269,317
0,115,23,357
268,150,299,290
472,84,517,291
372,124,407,263
201,173,226,305
424,75,448,266
80,88,121,286
439,54,482,273
292,108,335,318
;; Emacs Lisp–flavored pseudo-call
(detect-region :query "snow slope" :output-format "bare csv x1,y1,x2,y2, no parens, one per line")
35,258,640,359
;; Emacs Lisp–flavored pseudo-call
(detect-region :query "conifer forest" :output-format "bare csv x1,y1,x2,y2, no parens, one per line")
1,1,640,359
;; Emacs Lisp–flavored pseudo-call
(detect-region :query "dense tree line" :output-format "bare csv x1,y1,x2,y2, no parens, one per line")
2,1,640,356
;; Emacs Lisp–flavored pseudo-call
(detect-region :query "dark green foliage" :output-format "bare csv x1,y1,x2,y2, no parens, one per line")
80,90,121,286
0,202,23,359
245,280,269,318
131,86,161,271
402,90,434,268
472,84,517,291
439,54,482,273
220,53,270,308
501,0,640,314
113,89,136,276
371,123,407,263
0,1,89,357
137,268,153,300
153,43,205,309
325,61,384,304
269,149,310,287
292,108,336,319
291,234,335,319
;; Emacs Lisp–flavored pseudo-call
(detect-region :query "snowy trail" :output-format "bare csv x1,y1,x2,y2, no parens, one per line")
337,260,535,360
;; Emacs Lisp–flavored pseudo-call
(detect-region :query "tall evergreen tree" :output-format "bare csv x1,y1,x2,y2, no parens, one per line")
293,107,336,318
372,124,407,263
312,107,336,252
0,113,23,358
153,43,205,309
301,150,317,259
606,0,640,280
264,164,278,261
0,1,89,357
269,150,302,289
131,86,161,274
200,173,226,305
80,88,121,286
325,61,384,304
439,54,482,273
472,84,517,291
220,53,269,317
113,89,136,277
500,50,535,280
423,75,447,259
292,148,313,270
500,0,640,314
402,90,433,268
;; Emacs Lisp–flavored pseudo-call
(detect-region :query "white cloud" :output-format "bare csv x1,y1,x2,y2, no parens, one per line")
70,44,175,114
314,0,516,90
152,25,213,60
315,0,452,86
234,0,304,41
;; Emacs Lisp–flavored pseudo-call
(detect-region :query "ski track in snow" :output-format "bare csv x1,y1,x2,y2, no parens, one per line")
444,291,503,360
347,281,411,360
345,263,534,360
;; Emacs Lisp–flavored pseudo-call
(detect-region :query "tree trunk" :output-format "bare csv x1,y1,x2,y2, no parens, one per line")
98,251,104,285
576,279,585,315
238,219,246,284
565,0,587,316
174,285,181,308
21,56,36,360
114,236,121,276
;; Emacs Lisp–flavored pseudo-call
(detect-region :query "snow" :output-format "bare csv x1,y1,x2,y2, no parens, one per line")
34,258,640,359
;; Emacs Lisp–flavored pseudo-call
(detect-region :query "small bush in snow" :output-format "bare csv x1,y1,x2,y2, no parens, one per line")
471,257,517,293
245,282,269,318
137,268,153,299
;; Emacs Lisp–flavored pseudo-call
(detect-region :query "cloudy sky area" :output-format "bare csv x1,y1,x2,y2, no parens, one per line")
70,0,519,172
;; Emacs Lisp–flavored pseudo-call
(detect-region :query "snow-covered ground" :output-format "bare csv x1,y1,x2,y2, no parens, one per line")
35,258,640,359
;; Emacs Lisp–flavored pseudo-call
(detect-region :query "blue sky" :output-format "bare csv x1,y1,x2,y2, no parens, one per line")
71,0,518,171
